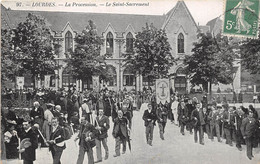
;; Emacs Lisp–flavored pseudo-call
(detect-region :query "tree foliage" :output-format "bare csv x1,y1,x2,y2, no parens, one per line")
240,34,260,74
184,32,238,92
124,23,174,81
1,29,22,82
67,20,111,82
10,13,57,83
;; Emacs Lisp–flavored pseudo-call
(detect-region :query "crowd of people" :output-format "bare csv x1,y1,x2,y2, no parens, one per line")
168,95,260,160
1,87,147,164
1,87,260,163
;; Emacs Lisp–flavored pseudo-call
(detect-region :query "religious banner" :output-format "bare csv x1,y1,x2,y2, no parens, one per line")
92,76,100,92
156,79,170,104
16,76,24,89
44,75,51,89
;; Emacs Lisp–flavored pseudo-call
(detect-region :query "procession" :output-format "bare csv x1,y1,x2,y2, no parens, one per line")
2,87,260,164
2,0,260,163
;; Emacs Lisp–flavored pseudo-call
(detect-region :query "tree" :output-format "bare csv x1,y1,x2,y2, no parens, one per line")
1,29,22,85
67,20,111,85
10,13,57,88
240,33,260,74
124,23,174,86
184,32,238,96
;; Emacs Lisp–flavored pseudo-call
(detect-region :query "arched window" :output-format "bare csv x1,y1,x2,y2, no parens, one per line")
106,32,113,54
177,33,184,53
62,67,76,88
65,31,73,53
126,32,133,52
176,67,186,75
50,75,55,87
107,65,117,86
82,76,92,90
123,67,135,86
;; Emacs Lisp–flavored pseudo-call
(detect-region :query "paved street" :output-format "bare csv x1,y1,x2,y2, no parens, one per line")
2,110,260,164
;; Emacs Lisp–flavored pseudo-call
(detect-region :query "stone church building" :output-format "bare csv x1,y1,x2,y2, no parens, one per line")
1,1,242,93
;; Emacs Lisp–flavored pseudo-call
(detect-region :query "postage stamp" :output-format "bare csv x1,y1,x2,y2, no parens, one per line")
223,0,260,38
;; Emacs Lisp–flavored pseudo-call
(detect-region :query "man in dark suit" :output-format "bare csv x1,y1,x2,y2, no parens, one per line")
178,101,189,135
156,103,168,140
234,106,246,151
222,106,236,147
30,101,44,131
19,120,38,164
142,103,157,146
191,103,205,145
112,110,129,156
94,109,110,163
241,109,258,160
47,117,66,164
208,105,222,142
75,117,98,164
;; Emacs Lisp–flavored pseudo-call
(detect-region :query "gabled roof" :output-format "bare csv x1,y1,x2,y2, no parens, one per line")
1,4,12,29
206,17,220,33
162,1,198,30
1,4,165,36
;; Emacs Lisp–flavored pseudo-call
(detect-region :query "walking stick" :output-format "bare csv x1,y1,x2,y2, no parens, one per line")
37,129,47,143
37,129,48,148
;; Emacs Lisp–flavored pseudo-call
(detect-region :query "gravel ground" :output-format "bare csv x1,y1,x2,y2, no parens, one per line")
2,110,260,164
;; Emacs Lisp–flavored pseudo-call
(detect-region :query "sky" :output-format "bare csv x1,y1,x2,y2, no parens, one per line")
1,0,224,25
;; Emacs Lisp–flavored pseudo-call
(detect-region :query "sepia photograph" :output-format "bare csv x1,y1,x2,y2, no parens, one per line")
1,0,260,163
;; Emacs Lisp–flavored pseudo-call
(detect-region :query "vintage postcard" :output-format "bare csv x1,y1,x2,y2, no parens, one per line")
1,0,260,164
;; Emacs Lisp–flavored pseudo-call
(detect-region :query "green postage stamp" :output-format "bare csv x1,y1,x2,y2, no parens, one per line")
223,0,259,38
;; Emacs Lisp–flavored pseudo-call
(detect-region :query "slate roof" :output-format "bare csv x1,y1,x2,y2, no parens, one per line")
1,4,165,35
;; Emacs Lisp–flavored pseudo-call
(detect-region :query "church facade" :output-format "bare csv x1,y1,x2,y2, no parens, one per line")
1,1,241,93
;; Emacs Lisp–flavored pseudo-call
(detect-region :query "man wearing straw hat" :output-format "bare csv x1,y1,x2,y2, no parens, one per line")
19,120,38,164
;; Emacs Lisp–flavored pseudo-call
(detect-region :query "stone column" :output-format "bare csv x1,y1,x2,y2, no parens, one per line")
54,70,58,90
186,78,191,94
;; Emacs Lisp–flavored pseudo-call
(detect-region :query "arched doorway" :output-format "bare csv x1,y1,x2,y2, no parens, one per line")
82,77,92,91
174,67,187,94
106,65,117,87
44,70,56,89
123,67,136,90
62,67,76,90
